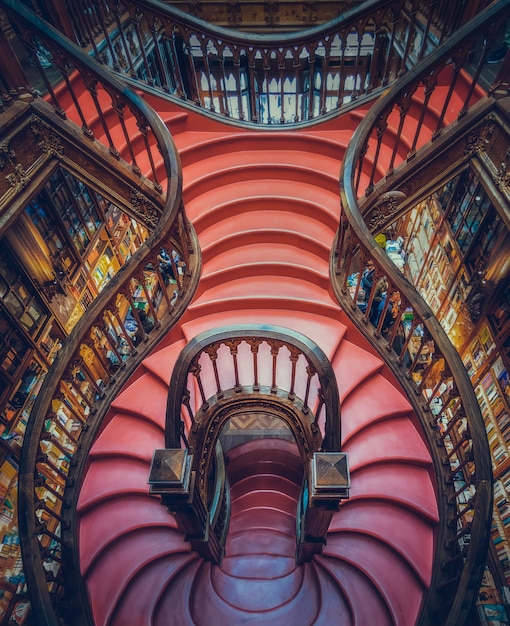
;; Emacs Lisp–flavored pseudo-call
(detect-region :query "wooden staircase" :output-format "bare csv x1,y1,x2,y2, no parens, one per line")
76,100,439,625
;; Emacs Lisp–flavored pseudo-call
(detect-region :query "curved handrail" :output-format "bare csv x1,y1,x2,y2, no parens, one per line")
11,0,489,126
0,3,197,625
166,324,341,455
1,0,180,198
335,3,502,624
162,324,343,565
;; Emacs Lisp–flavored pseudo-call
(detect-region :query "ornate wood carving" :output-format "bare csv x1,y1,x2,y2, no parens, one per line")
191,393,321,501
129,188,161,228
366,190,407,232
30,118,64,158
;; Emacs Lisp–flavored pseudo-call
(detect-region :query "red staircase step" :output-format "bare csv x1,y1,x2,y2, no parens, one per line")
188,561,322,626
109,552,198,626
327,499,435,584
322,532,425,626
84,528,193,624
78,494,180,574
346,463,439,522
313,557,393,626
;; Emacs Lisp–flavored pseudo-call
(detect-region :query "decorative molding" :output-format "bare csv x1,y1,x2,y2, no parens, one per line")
30,119,64,158
6,164,30,191
264,0,280,24
464,114,496,157
302,2,318,24
366,190,407,231
188,1,203,17
0,140,16,169
494,147,510,195
129,188,160,228
226,2,242,25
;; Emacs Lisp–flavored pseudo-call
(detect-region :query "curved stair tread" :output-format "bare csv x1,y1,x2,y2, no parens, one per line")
199,261,329,292
77,457,151,510
176,131,349,169
181,311,347,364
109,552,198,626
326,499,435,585
88,412,164,459
331,339,385,402
189,561,320,625
79,494,179,572
195,208,336,249
152,557,204,626
344,416,433,471
203,241,328,275
335,370,413,430
188,184,339,230
340,375,416,443
184,177,339,218
229,507,296,535
309,561,354,625
230,489,299,517
187,292,341,319
229,455,302,478
183,167,339,208
226,526,297,558
188,275,338,309
202,230,330,264
209,563,305,611
195,259,328,300
322,533,425,626
110,371,167,420
345,463,439,522
82,522,187,579
85,528,193,624
220,553,297,578
226,438,301,460
313,556,393,626
180,144,345,182
140,337,187,385
230,475,301,500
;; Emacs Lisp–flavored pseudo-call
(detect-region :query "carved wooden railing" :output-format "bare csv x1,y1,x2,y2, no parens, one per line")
333,3,507,624
2,0,490,124
0,3,199,625
149,325,348,565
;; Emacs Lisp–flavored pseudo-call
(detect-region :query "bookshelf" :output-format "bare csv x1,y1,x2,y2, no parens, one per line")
393,169,510,596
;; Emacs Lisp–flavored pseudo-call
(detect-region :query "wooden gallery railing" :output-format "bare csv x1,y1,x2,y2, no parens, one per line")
333,4,509,626
0,3,198,625
2,0,490,125
149,325,349,567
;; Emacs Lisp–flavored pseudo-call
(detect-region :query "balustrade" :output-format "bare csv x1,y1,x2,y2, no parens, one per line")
0,3,195,624
149,325,347,565
333,3,506,624
2,0,493,125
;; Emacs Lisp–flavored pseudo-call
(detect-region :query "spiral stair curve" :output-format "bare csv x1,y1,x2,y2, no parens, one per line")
76,96,440,625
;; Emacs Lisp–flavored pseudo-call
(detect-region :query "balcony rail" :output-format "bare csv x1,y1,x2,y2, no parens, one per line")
165,324,341,456
2,0,490,125
333,3,506,624
1,0,176,197
0,2,198,625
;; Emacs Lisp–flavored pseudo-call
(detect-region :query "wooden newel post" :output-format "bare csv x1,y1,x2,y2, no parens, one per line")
296,452,350,564
148,448,222,563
